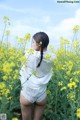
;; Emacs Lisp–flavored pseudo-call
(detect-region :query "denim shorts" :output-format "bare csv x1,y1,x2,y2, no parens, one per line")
20,85,47,103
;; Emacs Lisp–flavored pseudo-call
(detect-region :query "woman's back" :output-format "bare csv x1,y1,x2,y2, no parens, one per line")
20,50,56,87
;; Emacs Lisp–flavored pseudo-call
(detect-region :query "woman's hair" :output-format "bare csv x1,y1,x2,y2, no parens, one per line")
33,32,49,67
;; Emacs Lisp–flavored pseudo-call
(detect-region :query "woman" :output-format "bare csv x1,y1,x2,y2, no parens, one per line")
20,32,56,120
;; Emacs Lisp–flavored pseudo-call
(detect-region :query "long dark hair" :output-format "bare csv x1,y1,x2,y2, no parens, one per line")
33,32,49,67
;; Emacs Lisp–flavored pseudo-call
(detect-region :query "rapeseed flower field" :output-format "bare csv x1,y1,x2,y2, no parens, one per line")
0,16,80,120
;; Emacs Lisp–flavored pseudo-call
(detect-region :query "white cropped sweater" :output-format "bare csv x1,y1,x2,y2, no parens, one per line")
20,50,56,91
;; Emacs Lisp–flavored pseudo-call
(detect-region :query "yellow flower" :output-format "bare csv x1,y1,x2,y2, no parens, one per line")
12,117,19,120
6,30,10,36
57,64,63,70
73,71,80,75
15,70,19,74
47,90,51,95
67,92,75,100
74,78,79,83
65,61,73,71
5,89,10,95
60,86,66,91
27,48,34,54
67,82,77,89
24,33,31,41
39,41,42,45
10,62,15,67
48,44,54,52
19,55,26,64
76,108,80,118
0,82,10,96
3,75,8,81
45,54,51,61
3,67,12,73
2,62,12,73
7,96,12,100
57,49,64,57
66,71,70,76
73,41,79,48
68,61,73,71
60,37,70,45
0,82,6,89
58,81,63,86
73,25,80,32
70,78,73,82
13,75,18,79
33,71,39,76
24,48,34,61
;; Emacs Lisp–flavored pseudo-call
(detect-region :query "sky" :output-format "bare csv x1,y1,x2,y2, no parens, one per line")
0,0,80,49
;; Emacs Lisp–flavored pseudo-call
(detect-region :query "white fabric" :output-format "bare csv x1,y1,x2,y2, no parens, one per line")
20,50,56,93
19,50,56,102
20,85,47,103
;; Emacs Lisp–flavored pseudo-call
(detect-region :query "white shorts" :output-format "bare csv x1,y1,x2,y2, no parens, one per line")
20,85,47,103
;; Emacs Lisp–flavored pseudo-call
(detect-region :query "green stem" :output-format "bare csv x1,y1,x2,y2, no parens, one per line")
55,88,58,113
1,23,7,43
7,36,8,49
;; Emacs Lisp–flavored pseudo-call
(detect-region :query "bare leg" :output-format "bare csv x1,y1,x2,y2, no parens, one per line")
33,97,47,120
20,94,33,120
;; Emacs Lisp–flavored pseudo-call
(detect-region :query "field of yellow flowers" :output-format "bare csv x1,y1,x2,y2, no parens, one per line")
0,16,80,120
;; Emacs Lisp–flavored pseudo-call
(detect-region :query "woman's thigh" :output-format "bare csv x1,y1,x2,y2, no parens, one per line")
36,97,47,105
33,97,47,120
20,94,33,105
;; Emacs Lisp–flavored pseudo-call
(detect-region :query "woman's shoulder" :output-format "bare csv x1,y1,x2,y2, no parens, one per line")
43,50,56,62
